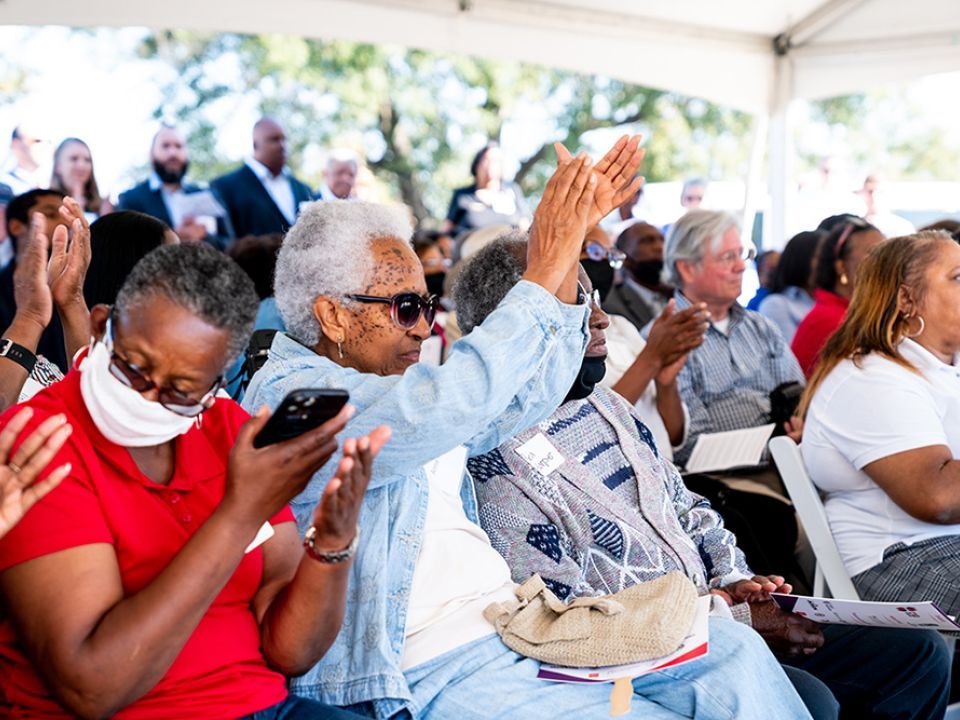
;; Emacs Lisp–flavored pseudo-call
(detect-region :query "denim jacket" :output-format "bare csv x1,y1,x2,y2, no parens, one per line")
242,280,589,718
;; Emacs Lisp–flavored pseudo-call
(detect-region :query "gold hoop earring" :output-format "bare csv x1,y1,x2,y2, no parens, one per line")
905,315,925,339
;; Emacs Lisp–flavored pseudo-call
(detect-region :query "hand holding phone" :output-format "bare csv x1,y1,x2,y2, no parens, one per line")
253,389,350,449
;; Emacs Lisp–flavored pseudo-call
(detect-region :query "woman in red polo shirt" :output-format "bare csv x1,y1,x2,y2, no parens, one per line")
791,216,884,378
0,244,387,720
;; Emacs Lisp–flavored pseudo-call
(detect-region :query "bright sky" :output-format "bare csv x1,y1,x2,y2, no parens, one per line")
3,25,960,207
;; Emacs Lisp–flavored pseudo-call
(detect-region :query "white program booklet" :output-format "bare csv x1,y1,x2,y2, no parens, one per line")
685,424,776,473
170,190,227,219
772,593,960,632
537,595,711,684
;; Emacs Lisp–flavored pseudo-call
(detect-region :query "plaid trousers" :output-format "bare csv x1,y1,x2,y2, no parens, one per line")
853,534,960,614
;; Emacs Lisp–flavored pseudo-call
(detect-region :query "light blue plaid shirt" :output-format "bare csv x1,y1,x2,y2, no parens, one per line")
651,291,804,467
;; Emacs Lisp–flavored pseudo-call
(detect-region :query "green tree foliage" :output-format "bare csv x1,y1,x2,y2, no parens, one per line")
138,31,757,223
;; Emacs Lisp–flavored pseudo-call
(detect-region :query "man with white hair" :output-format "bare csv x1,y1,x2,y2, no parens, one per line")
653,209,805,468
315,150,359,201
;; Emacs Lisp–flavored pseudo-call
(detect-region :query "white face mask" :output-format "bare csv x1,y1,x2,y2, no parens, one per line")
79,338,197,447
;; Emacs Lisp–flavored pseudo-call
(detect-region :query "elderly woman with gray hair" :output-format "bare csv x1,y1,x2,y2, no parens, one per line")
242,142,791,719
0,243,382,719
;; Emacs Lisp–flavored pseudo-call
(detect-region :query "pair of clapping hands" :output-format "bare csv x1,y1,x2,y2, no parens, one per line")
714,575,825,657
523,136,644,301
14,197,91,337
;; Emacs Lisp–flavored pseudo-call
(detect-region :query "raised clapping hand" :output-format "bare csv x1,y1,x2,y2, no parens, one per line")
49,197,92,311
308,426,391,553
555,134,645,230
0,407,74,539
12,213,56,333
523,154,597,298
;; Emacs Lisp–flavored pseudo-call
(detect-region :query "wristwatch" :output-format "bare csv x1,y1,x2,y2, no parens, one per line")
0,339,37,374
303,524,360,563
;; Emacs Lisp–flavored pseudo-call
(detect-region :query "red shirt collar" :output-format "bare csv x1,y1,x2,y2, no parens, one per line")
58,367,226,491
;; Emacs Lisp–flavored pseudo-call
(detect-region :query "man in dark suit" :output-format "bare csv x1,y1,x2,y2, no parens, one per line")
211,118,313,239
117,126,233,251
604,222,673,331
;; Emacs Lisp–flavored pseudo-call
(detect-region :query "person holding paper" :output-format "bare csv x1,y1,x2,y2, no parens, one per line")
117,125,233,251
461,248,951,720
650,210,806,469
245,143,814,719
801,231,960,619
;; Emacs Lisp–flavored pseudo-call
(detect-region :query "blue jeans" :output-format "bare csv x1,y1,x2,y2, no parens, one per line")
243,695,365,720
399,617,812,719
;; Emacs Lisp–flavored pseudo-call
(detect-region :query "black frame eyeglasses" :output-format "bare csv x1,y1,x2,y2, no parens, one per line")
585,241,626,269
105,316,223,417
347,292,442,330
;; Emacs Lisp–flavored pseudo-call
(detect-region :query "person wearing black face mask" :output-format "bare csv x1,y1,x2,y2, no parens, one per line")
461,246,950,720
578,226,620,304
604,222,674,332
117,125,234,251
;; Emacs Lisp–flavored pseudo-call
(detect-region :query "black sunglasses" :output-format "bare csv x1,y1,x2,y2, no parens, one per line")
347,292,441,330
105,316,222,417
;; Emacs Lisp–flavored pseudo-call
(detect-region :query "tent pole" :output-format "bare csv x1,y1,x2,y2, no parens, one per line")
742,112,768,250
767,54,794,250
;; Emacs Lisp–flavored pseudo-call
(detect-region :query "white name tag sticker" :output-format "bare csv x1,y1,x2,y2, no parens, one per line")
516,433,565,476
245,522,275,553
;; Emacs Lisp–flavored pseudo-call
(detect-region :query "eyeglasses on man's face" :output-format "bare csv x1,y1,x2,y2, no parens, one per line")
585,242,626,269
106,316,222,417
712,246,756,268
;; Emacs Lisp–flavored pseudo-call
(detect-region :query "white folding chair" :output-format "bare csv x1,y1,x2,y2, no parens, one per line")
768,436,859,600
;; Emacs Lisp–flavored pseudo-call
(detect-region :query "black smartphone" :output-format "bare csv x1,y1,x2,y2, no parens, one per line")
253,389,350,449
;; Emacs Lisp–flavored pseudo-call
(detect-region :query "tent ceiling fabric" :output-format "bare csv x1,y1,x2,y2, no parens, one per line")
1,0,959,111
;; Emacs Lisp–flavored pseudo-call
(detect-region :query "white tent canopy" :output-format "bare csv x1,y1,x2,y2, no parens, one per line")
3,0,960,242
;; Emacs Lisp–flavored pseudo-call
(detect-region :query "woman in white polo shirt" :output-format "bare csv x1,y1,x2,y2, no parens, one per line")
800,230,960,611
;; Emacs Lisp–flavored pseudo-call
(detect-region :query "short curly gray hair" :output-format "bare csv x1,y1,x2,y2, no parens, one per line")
453,231,528,334
115,243,258,366
274,200,413,345
662,209,742,287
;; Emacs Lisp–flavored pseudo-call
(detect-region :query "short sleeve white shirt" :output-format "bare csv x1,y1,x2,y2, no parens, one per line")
802,339,960,576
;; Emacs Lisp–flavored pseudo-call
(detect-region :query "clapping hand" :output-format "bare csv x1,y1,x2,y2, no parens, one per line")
49,197,92,310
12,213,55,332
555,134,645,229
308,426,391,553
645,300,710,385
0,407,74,539
523,154,597,297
